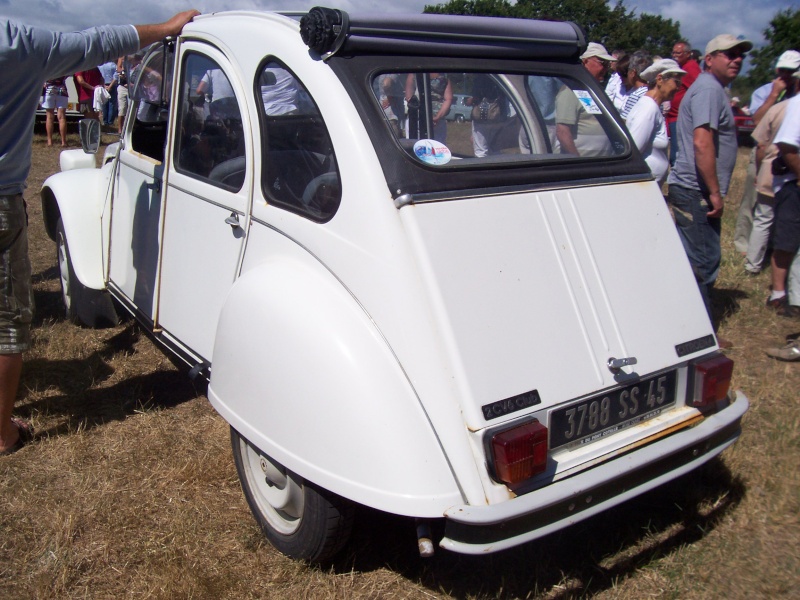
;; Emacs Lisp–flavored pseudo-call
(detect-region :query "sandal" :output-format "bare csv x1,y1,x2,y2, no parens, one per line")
0,418,34,456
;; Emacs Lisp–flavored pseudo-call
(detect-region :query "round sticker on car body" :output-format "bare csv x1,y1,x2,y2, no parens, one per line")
413,139,452,165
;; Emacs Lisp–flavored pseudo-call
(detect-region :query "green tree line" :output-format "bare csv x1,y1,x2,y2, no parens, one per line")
423,0,682,56
425,2,800,108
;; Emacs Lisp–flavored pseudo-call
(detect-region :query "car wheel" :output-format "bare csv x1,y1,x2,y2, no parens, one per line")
56,218,119,327
56,218,83,324
456,114,465,123
231,427,354,562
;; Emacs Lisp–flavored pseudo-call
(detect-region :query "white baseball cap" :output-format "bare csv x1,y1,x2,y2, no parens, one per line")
640,58,688,83
580,42,614,62
704,34,753,56
776,50,800,71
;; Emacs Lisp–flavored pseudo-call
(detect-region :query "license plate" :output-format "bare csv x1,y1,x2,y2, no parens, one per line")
549,370,677,450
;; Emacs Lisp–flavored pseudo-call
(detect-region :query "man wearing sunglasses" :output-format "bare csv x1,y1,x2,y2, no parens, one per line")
667,34,752,346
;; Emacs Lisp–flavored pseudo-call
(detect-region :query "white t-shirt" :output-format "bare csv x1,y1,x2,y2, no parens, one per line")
200,69,234,101
261,67,299,115
626,95,669,183
605,72,628,112
773,94,800,193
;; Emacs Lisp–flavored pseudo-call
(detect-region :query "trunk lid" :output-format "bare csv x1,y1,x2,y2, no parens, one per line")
402,180,714,430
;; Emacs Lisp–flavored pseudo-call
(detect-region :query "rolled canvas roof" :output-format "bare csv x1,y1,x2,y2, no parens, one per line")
300,6,585,59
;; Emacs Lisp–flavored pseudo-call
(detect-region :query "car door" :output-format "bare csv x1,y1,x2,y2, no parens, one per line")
108,43,174,322
155,43,252,364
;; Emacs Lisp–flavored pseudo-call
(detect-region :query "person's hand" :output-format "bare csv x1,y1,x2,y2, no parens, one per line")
707,191,724,218
136,9,201,47
162,10,201,37
770,76,788,98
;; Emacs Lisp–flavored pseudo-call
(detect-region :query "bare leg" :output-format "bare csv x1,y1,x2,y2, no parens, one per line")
45,108,55,146
0,353,23,452
57,107,68,146
771,249,793,293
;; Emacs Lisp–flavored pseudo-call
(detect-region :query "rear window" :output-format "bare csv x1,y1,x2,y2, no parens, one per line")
370,71,627,168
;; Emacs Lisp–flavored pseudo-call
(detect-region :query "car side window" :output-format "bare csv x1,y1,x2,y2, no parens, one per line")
173,53,246,193
258,59,341,223
128,44,174,162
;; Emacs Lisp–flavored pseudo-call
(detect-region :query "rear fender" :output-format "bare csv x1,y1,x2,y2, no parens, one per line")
40,166,111,290
207,256,463,518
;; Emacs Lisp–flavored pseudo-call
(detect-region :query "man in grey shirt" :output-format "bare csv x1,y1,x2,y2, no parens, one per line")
0,9,199,455
667,34,751,346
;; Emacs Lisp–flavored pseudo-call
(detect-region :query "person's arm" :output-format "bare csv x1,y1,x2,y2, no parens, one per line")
135,10,200,48
75,72,93,93
693,124,723,217
556,124,579,155
752,78,788,126
434,78,454,124
625,102,655,152
405,73,416,102
778,142,800,179
755,142,767,174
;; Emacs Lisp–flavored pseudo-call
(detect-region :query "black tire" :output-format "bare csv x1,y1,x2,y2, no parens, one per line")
230,427,354,562
56,218,119,328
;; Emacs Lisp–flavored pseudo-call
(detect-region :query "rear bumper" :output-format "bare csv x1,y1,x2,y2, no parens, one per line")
440,391,748,554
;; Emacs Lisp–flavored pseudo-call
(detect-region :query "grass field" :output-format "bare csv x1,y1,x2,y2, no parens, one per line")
1,134,799,599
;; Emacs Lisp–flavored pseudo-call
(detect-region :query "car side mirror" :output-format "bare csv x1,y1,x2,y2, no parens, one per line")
79,118,101,154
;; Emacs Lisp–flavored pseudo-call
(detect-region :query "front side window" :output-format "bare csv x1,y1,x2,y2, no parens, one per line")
174,53,246,192
258,60,341,222
128,43,175,160
370,70,627,167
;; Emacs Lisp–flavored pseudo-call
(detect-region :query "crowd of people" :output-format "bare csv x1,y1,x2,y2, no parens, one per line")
590,37,800,360
41,55,129,147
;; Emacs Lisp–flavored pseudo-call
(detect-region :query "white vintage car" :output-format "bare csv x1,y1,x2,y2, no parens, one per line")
41,8,748,562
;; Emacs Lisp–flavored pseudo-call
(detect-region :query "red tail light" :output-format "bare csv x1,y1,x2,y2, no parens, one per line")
490,420,549,485
691,354,734,407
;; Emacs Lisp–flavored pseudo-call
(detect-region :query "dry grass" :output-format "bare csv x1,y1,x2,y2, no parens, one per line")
1,135,799,599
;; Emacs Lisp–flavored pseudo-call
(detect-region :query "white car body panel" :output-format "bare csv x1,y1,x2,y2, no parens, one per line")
59,148,96,171
157,177,247,362
402,181,713,430
39,9,748,557
209,224,464,516
109,150,164,320
42,165,111,290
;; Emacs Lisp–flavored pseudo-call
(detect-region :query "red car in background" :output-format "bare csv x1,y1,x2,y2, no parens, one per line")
732,106,755,145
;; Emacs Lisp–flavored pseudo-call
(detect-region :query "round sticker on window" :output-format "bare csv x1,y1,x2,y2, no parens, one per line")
413,139,452,165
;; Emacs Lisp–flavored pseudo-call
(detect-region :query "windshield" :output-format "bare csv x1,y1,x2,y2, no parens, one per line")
370,70,627,168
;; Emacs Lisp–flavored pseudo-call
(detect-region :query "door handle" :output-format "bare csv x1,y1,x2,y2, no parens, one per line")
224,212,240,228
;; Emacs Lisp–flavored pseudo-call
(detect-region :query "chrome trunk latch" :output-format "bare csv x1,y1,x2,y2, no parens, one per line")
607,356,638,373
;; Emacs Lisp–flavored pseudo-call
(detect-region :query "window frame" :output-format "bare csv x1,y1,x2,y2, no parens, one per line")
329,54,650,201
254,56,342,224
172,50,248,193
128,41,175,161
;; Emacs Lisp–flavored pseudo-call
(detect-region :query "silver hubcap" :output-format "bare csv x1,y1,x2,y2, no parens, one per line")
241,439,304,535
57,233,71,311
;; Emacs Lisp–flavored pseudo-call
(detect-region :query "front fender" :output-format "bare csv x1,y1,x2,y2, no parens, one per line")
41,166,111,290
208,255,463,518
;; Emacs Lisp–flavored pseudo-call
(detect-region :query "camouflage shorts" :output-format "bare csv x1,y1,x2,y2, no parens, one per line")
0,194,33,353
